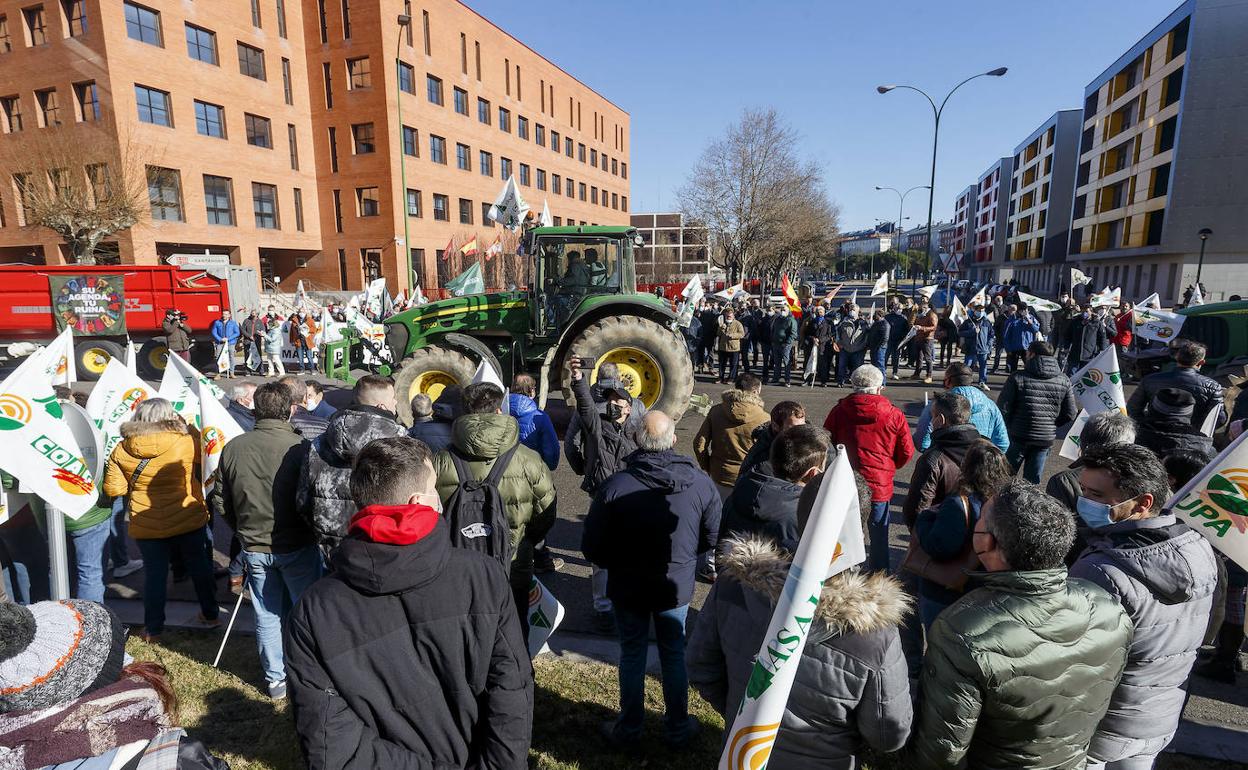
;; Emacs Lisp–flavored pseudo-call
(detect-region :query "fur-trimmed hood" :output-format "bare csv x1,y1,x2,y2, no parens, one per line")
719,534,911,635
720,389,766,424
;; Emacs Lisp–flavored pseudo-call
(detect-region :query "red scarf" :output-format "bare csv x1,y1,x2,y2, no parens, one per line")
348,504,439,545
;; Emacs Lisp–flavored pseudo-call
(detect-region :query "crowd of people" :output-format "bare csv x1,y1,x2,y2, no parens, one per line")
1,300,1246,768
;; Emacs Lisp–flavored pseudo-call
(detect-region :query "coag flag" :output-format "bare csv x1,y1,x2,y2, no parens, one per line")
1090,286,1121,308
527,577,565,658
781,275,802,319
1133,305,1185,343
86,358,155,464
488,176,531,230
445,262,485,297
1166,428,1248,571
158,359,200,427
870,273,889,297
720,449,864,770
470,359,508,416
1060,409,1092,461
162,353,243,494
1070,346,1126,415
1017,291,1062,312
1071,267,1092,289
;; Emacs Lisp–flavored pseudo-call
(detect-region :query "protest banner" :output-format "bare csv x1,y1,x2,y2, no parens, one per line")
162,354,243,492
1018,291,1062,312
527,577,565,658
1070,345,1126,414
445,263,485,297
50,274,126,336
1166,429,1248,571
488,176,531,230
1090,287,1121,308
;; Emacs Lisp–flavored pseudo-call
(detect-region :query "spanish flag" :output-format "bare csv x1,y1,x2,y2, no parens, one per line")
781,274,802,319
459,237,479,257
440,236,455,260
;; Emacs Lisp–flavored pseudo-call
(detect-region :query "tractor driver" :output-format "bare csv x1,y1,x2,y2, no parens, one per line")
585,248,610,288
560,250,590,291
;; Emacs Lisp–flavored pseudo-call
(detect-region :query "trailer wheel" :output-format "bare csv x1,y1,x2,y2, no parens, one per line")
137,339,170,380
392,345,477,424
74,339,124,381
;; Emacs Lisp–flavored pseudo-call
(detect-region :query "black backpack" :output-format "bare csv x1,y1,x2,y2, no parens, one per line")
444,444,518,565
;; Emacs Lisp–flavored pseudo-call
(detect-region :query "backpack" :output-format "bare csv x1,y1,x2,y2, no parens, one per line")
444,443,518,565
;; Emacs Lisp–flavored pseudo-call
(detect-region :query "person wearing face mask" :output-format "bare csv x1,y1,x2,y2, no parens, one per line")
834,304,869,388
721,425,829,551
997,341,1078,484
958,303,995,389
1002,304,1040,374
1070,443,1218,770
1063,303,1109,375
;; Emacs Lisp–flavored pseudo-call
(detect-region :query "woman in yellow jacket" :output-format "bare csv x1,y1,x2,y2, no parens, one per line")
103,398,221,642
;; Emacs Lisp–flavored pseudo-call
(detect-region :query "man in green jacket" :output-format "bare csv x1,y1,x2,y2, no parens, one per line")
433,382,557,641
911,479,1132,769
211,381,320,701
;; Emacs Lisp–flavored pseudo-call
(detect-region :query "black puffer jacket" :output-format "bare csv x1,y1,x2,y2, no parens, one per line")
1126,366,1226,428
721,468,802,550
1064,313,1108,363
568,375,639,494
997,355,1078,445
1136,416,1214,459
296,405,407,550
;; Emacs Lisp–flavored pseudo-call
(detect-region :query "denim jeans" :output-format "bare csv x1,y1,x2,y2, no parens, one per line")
108,498,131,570
717,351,740,382
136,529,219,635
240,547,323,685
614,604,691,741
0,510,49,604
66,519,110,603
886,343,902,376
838,350,865,385
1007,443,1051,485
964,352,988,385
296,344,315,371
871,346,887,375
868,501,891,572
767,344,794,385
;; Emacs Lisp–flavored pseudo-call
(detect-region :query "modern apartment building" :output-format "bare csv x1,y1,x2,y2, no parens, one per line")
1069,0,1247,302
1001,109,1081,294
0,0,630,293
970,157,1013,282
629,212,707,284
950,185,977,273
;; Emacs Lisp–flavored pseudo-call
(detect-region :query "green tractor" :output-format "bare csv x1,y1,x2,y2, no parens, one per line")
382,225,695,424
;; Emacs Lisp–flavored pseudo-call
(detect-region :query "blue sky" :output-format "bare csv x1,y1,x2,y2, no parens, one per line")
469,0,1182,230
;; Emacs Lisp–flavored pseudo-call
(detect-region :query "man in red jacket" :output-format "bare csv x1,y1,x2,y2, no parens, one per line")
824,364,915,572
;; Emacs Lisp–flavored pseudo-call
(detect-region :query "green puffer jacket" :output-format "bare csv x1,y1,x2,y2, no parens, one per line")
911,569,1132,769
433,413,557,580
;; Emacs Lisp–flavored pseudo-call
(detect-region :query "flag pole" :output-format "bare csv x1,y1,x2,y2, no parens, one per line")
47,507,71,600
213,586,247,668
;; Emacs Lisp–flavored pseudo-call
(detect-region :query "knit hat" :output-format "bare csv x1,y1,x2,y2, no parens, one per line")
0,600,126,713
1150,387,1196,420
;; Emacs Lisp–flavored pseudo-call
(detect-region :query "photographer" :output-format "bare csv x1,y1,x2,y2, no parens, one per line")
162,308,193,362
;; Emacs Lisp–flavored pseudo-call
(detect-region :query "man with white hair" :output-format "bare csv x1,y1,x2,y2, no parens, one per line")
225,382,257,432
823,365,914,572
582,410,720,749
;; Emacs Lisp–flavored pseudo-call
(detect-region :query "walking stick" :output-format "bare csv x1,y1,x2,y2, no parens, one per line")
212,586,246,668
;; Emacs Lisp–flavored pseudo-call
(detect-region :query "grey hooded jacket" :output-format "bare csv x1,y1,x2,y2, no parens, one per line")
1070,514,1218,752
687,536,913,768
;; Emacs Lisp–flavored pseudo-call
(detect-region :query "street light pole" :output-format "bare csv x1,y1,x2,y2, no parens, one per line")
1196,227,1212,287
876,185,929,296
395,14,413,290
878,67,1008,291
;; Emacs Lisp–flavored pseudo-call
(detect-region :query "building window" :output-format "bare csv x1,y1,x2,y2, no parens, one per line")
564,177,573,197
429,134,445,164
245,113,272,148
621,196,627,212
552,172,561,192
203,175,233,225
35,89,58,127
398,61,415,94
252,182,278,229
281,58,293,104
432,193,448,221
322,62,332,108
500,157,512,179
480,201,492,224
340,0,350,38
346,57,370,89
73,81,98,122
146,167,182,221
402,125,417,156
519,163,530,186
0,15,11,53
349,122,374,154
498,107,510,133
611,192,618,209
455,142,470,171
479,150,492,177
458,197,473,224
63,0,86,37
1156,116,1177,153
536,123,545,146
331,188,342,230
518,115,529,140
550,130,559,152
421,9,430,54
1,96,22,133
327,126,338,171
453,87,468,115
293,187,304,230
591,149,597,166
276,0,287,38
590,186,597,204
612,157,618,175
194,100,225,138
123,3,159,46
566,137,573,157
578,143,585,162
288,124,299,170
134,85,171,127
536,169,546,191
184,23,216,64
356,186,379,217
478,97,490,125
406,188,421,217
426,74,442,105
578,182,586,201
237,42,266,80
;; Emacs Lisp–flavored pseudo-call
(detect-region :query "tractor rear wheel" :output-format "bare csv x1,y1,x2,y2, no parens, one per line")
74,339,124,381
560,316,695,420
137,338,170,380
392,345,477,424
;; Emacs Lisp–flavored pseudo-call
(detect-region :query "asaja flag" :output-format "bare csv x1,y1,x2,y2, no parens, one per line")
1133,305,1185,343
470,359,508,416
948,295,968,326
459,237,479,257
0,356,98,518
1071,267,1092,288
1166,428,1248,571
526,577,565,658
720,449,864,770
539,198,553,227
163,353,243,493
1070,346,1126,414
1190,284,1205,306
445,262,485,297
1018,291,1062,312
870,273,889,297
488,176,531,230
86,358,155,464
781,275,802,319
1090,286,1121,308
1060,409,1093,461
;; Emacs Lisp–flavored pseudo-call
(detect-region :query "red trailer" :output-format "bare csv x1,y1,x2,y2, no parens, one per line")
0,263,260,379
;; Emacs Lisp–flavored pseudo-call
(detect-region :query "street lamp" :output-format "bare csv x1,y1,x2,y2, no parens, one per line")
1196,227,1213,286
876,185,929,295
877,67,1007,290
395,13,413,290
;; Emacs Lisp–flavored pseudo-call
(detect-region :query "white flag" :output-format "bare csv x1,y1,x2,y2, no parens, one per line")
470,359,509,416
364,277,388,317
87,358,157,465
870,273,889,297
162,353,243,493
1070,346,1126,414
678,276,704,328
488,176,531,231
968,286,988,308
1090,286,1121,308
1017,291,1062,312
719,449,864,770
413,284,427,305
49,327,77,387
948,295,968,327
1139,292,1161,309
1060,409,1093,461
713,283,745,302
1201,404,1224,438
1132,305,1185,344
0,486,8,525
539,198,553,227
1071,267,1091,288
125,339,139,375
1190,284,1204,306
526,577,565,658
158,359,201,427
916,284,939,299
294,279,308,311
1166,429,1248,571
848,289,858,307
215,342,231,374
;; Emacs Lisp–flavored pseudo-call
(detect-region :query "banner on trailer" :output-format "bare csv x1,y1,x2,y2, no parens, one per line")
49,274,127,336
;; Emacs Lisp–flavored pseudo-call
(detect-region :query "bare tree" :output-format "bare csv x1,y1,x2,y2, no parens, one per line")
677,108,839,283
2,128,151,265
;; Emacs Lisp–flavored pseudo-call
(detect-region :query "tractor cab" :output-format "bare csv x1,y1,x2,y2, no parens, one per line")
525,226,640,335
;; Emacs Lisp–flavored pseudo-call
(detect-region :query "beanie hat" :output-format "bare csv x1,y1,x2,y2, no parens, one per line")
1151,387,1196,420
0,600,126,713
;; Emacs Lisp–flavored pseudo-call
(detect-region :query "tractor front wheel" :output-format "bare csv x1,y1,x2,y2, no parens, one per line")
560,316,695,421
392,345,477,424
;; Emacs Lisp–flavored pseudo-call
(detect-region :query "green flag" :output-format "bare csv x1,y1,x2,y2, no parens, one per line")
445,262,484,296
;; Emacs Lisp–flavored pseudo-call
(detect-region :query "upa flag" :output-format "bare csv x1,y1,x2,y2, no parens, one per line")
445,262,484,297
1018,291,1062,312
539,198,553,227
1070,346,1126,415
720,449,864,770
1090,286,1121,308
459,237,479,257
1133,305,1185,343
870,273,889,297
1190,284,1205,306
781,275,802,319
526,577,565,658
1166,428,1248,571
1060,409,1093,461
470,359,508,416
1071,267,1092,288
488,175,531,230
162,353,243,493
86,358,155,464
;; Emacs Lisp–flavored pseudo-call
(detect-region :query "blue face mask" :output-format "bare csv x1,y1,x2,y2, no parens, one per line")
1076,496,1117,529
